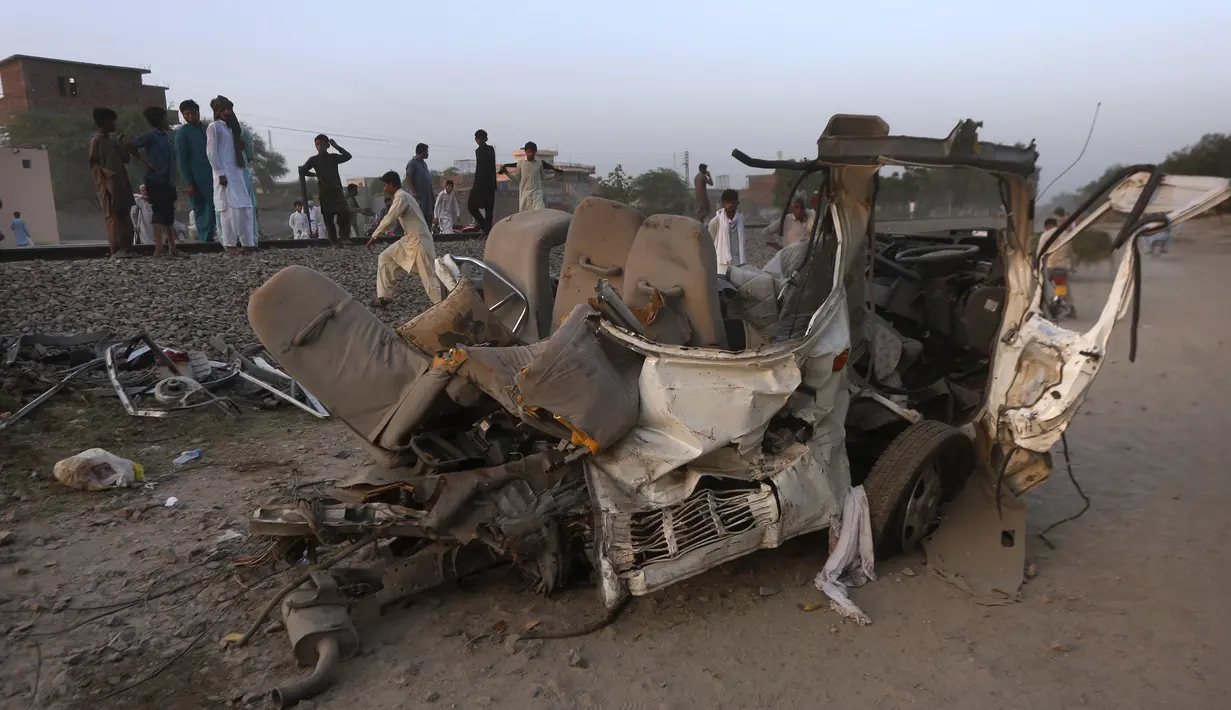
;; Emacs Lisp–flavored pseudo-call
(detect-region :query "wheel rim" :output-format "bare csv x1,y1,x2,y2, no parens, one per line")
900,460,944,551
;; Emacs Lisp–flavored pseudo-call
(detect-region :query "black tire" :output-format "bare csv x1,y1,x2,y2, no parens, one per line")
863,420,975,557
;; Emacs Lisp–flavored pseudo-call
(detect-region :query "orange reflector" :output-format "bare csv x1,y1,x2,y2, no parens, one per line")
832,348,850,372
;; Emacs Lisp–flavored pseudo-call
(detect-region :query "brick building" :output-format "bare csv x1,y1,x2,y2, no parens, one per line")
0,55,169,123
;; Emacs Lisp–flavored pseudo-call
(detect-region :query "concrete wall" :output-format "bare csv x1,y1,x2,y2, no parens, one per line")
0,148,60,247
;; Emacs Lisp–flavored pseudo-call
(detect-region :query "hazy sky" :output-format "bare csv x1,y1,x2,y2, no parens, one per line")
4,0,1228,195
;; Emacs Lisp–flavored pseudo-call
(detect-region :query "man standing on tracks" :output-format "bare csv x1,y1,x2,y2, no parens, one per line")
695,163,713,222
499,142,562,212
88,107,137,258
174,100,216,242
299,134,353,245
128,106,180,257
205,96,256,253
367,171,444,308
405,143,434,227
468,129,497,233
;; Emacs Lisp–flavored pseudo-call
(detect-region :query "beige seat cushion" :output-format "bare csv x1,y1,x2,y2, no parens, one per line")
552,197,644,331
623,215,729,349
483,210,572,342
397,279,514,356
248,266,459,468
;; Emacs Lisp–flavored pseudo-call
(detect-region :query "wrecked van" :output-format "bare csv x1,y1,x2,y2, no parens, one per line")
245,115,1230,617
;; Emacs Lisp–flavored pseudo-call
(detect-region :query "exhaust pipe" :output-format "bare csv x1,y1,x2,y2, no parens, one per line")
269,571,359,707
271,637,340,709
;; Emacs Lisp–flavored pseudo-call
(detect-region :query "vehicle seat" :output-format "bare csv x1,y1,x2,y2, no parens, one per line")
248,266,472,469
552,196,644,331
396,279,515,356
482,210,572,343
622,215,729,349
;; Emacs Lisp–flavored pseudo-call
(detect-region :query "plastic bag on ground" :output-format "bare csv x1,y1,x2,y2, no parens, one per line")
813,485,876,625
53,448,145,491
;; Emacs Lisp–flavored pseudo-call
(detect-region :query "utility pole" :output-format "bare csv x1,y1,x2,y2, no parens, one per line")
268,129,273,149
683,150,689,179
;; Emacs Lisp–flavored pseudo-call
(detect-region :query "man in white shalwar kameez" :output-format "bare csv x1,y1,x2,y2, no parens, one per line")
433,180,461,234
366,171,444,308
205,96,256,252
131,185,155,246
707,188,746,274
499,141,563,212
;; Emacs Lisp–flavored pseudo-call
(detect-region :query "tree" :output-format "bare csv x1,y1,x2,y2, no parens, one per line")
1162,133,1231,177
242,122,288,189
3,107,150,207
632,168,690,216
593,164,636,204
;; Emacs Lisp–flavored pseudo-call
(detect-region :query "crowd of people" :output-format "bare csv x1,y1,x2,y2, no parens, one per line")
79,99,760,311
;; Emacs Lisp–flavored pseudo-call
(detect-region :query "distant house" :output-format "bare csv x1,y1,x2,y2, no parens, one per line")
0,54,170,124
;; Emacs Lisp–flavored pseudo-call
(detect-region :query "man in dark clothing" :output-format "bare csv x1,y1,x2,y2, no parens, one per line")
405,143,433,226
468,129,497,233
299,134,352,245
694,163,713,222
128,106,180,256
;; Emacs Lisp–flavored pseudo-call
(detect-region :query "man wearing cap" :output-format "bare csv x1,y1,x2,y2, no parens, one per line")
205,96,256,252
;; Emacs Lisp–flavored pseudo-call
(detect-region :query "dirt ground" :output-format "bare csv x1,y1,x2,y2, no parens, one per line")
2,218,1231,710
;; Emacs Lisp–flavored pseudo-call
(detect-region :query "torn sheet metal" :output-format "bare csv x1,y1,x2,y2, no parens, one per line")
590,290,850,510
0,357,104,433
5,331,112,366
922,471,1026,604
813,485,875,625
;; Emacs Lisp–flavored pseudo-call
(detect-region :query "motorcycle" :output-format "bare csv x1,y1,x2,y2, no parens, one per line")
1046,266,1077,320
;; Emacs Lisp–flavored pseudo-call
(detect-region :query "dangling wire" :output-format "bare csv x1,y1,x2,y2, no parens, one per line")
1037,433,1090,549
1037,102,1101,201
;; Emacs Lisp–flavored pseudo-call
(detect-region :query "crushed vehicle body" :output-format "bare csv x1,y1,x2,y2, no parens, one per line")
244,114,1231,625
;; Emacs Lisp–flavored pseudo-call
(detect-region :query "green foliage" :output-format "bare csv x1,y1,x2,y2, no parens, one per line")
243,123,288,189
1069,229,1113,266
1161,133,1231,178
631,168,690,216
593,164,636,204
3,107,149,207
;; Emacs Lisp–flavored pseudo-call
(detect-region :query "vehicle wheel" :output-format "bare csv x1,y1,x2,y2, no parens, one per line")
863,420,975,557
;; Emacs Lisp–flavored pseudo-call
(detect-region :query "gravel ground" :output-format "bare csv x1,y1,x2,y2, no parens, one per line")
0,239,516,352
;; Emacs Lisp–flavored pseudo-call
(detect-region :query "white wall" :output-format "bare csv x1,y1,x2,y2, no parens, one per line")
0,147,59,246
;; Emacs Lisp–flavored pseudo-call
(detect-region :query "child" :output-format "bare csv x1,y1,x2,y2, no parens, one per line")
289,201,311,240
10,211,33,247
88,107,137,257
433,179,461,234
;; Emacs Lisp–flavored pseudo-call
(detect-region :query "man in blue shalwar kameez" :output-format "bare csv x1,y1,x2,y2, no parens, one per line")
173,99,215,242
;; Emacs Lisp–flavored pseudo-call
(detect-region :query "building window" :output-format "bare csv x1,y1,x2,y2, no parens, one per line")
22,160,32,169
69,77,78,97
58,76,78,97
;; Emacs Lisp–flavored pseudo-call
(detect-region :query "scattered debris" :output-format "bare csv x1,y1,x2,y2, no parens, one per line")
901,567,916,577
172,449,202,465
53,448,144,491
1026,563,1038,579
798,602,824,612
566,648,585,668
164,497,179,508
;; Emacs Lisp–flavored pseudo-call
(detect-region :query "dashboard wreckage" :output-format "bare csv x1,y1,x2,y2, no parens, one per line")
242,115,1229,704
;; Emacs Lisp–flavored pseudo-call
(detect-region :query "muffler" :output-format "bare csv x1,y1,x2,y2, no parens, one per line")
270,571,360,708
